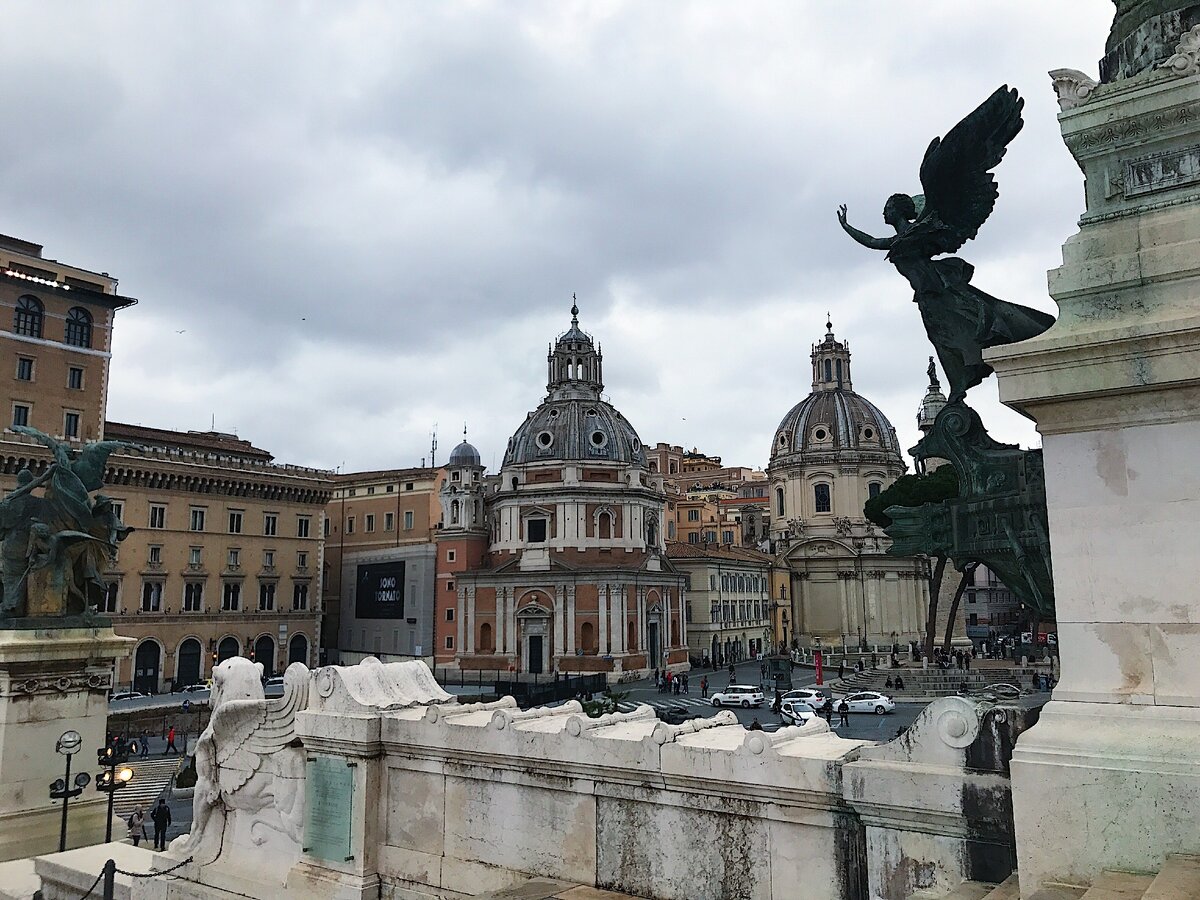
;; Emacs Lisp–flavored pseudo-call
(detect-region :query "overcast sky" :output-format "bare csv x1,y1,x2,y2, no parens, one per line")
1,2,1113,474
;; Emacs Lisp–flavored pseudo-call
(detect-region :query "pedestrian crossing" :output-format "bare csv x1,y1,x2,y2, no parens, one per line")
615,697,714,713
112,756,184,819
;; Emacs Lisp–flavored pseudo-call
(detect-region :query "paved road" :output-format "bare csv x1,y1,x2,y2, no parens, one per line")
610,659,926,741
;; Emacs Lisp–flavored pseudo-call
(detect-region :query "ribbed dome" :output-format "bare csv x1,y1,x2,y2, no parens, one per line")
504,399,646,467
448,440,481,467
771,389,901,460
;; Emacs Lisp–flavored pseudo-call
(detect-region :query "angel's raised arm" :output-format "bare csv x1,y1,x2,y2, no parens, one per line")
837,205,892,251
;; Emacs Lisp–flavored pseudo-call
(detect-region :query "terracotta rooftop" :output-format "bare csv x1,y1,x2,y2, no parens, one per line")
104,421,274,461
665,542,773,564
334,467,438,483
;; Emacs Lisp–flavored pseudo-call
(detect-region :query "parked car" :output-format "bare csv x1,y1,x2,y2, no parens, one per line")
264,676,285,688
780,700,816,726
782,688,826,710
710,685,765,708
109,691,144,703
179,683,210,694
841,691,895,715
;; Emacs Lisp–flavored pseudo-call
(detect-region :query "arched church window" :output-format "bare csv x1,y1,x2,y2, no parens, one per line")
814,483,831,513
479,623,493,652
824,359,832,382
65,307,92,348
581,621,595,653
835,359,842,383
868,482,882,499
776,487,785,516
597,510,613,540
451,500,460,524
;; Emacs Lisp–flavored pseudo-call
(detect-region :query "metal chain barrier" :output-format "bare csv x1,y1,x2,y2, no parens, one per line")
76,855,193,899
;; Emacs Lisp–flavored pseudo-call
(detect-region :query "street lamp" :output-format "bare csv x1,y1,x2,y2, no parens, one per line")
96,739,138,842
49,730,90,852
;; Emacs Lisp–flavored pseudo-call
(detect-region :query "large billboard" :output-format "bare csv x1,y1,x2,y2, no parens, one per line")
355,561,406,620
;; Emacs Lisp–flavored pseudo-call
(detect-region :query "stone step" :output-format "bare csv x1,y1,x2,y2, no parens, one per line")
981,874,1020,899
1027,886,1088,900
909,881,997,899
1142,855,1200,900
1077,871,1154,899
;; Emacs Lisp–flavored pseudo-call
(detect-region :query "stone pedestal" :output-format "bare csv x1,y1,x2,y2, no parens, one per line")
987,56,1200,891
0,623,133,862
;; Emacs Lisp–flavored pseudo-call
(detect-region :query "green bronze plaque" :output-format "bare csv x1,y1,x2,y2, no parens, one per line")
303,755,355,863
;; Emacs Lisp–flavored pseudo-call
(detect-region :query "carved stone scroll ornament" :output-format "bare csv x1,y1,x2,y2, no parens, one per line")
1161,24,1200,76
1049,68,1100,111
169,658,310,869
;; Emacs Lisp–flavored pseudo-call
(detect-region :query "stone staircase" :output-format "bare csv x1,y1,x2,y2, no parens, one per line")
913,855,1200,900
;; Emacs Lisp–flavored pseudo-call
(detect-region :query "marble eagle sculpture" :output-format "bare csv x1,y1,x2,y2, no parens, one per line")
837,86,1055,402
171,658,310,866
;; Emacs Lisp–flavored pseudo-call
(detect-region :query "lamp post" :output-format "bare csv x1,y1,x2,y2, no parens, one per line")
49,730,90,852
96,739,137,842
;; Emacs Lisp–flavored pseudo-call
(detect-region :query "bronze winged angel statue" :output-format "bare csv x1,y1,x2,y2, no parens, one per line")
837,86,1055,402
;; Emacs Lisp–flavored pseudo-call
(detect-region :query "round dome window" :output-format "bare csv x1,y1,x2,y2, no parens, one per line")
863,427,874,439
585,408,598,417
631,437,641,451
815,428,828,441
548,409,559,419
591,431,608,448
536,431,554,448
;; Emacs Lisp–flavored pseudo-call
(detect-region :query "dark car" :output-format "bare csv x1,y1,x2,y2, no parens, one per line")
655,705,700,726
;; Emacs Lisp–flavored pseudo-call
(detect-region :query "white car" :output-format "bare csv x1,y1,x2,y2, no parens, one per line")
782,688,827,710
839,691,895,715
710,685,764,708
109,691,144,703
780,699,816,726
180,683,210,694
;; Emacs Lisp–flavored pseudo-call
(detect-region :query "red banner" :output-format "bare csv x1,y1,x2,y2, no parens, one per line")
814,651,823,686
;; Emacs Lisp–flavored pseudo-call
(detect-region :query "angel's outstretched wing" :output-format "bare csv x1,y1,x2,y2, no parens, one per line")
917,86,1023,255
215,664,310,795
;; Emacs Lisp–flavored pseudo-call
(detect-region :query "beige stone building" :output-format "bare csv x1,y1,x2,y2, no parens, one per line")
0,235,332,692
768,321,930,648
665,542,775,664
322,466,442,664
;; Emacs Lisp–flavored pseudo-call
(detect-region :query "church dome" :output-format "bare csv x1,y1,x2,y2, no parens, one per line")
503,303,647,468
769,319,902,463
448,440,482,467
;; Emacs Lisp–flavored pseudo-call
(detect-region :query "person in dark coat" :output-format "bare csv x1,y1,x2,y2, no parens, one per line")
151,798,172,850
837,700,850,728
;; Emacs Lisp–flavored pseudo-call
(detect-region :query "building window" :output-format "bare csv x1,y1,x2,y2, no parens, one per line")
365,514,375,533
297,516,311,538
445,635,454,649
98,582,119,614
292,582,308,610
64,307,93,348
259,582,276,611
688,533,699,544
685,601,693,624
814,483,832,513
709,575,716,590
776,487,785,516
110,501,123,522
148,505,166,529
141,582,163,612
68,366,83,390
404,510,414,530
703,530,716,542
384,512,394,531
346,516,355,534
297,551,308,569
451,471,461,482
526,518,547,543
222,582,241,611
447,579,455,591
12,404,30,428
263,550,275,568
722,530,734,544
63,411,80,439
14,296,43,338
969,613,979,626
148,545,162,565
446,607,455,622
16,357,33,381
263,514,278,536
366,486,375,495
184,582,203,612
189,546,202,566
185,508,205,533
687,509,700,522
348,488,356,497
323,517,331,536
228,510,243,534
446,549,457,563
868,482,882,499
405,482,414,491
227,548,240,568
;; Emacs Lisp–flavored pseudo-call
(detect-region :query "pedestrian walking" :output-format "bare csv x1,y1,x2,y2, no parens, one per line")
838,700,850,728
151,798,172,851
653,668,660,688
838,661,844,679
140,731,150,757
673,677,681,695
165,725,179,755
127,806,146,847
700,676,708,699
682,673,689,694
727,663,735,680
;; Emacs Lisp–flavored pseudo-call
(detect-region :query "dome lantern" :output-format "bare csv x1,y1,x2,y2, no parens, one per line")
811,316,852,392
546,296,604,402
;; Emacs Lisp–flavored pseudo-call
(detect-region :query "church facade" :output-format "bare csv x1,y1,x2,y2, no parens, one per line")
768,322,930,648
434,305,688,679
